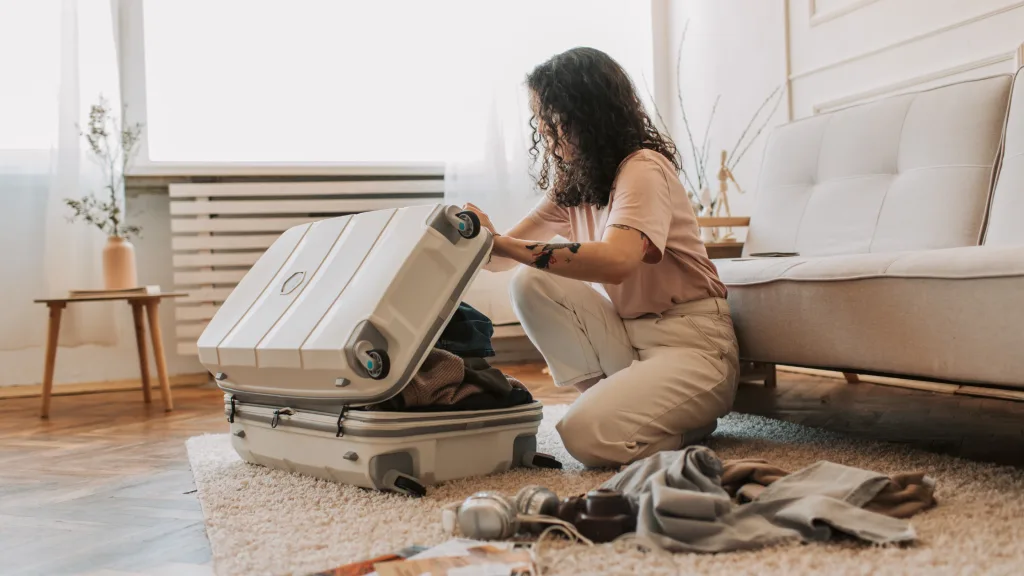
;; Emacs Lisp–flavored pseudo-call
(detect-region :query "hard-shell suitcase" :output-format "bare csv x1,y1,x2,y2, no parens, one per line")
197,204,560,496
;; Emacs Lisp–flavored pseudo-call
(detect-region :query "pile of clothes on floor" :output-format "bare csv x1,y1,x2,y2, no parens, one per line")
450,445,937,552
371,303,534,412
601,445,937,552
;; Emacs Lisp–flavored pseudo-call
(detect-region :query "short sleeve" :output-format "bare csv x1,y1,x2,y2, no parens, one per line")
606,152,673,263
526,194,571,238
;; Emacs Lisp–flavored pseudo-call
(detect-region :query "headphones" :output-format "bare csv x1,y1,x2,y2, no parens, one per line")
442,486,592,544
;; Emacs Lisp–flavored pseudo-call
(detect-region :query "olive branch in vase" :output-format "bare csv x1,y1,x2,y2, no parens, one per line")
64,96,145,239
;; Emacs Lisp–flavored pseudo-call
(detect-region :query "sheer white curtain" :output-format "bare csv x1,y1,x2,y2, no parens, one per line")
444,1,654,323
0,0,121,350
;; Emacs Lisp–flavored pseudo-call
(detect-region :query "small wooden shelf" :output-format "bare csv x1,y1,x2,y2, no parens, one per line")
705,241,744,260
698,216,751,228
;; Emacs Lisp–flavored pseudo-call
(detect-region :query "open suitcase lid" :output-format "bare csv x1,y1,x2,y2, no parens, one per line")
196,204,493,408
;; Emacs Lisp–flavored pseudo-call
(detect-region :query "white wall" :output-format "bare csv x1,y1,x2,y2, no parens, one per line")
788,0,1024,117
659,0,1024,225
0,191,205,387
656,0,789,225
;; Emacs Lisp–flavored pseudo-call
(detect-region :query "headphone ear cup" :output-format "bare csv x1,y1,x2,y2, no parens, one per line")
457,492,519,540
514,485,560,534
515,485,559,516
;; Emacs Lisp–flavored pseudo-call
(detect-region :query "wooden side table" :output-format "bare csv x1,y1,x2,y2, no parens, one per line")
705,241,744,260
33,292,187,418
699,216,749,260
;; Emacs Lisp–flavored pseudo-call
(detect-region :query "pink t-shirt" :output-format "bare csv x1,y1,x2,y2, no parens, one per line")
526,149,726,319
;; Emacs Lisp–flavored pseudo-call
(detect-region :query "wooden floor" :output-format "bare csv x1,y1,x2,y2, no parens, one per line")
3,366,1024,575
1,386,224,576
733,371,1024,466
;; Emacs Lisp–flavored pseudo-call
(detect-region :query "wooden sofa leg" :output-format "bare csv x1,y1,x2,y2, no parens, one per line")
843,372,860,384
741,361,778,388
763,363,777,388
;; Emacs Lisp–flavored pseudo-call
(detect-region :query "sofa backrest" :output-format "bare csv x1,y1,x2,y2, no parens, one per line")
984,68,1024,246
743,74,1012,258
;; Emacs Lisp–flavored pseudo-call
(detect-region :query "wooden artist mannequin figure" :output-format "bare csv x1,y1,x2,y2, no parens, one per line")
716,150,743,241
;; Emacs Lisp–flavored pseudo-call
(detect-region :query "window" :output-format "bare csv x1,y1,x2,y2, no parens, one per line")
0,1,58,153
140,0,652,164
0,0,117,154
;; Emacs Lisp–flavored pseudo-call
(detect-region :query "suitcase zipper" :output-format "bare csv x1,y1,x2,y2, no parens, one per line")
341,403,538,423
234,403,541,437
271,408,295,429
336,406,348,438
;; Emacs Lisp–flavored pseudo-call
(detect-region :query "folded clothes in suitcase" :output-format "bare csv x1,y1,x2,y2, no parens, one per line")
197,204,560,496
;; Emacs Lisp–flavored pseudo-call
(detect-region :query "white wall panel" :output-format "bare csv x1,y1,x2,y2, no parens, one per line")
660,0,1023,231
788,0,1024,118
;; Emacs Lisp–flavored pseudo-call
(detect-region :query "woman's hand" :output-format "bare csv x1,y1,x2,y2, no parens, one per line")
461,203,497,236
492,225,646,285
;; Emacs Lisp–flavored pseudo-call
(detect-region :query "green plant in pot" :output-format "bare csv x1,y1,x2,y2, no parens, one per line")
64,96,144,290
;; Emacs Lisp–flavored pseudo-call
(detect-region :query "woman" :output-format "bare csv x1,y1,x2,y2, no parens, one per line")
463,47,739,468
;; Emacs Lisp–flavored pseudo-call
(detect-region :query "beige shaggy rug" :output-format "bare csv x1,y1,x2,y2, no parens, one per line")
186,405,1024,576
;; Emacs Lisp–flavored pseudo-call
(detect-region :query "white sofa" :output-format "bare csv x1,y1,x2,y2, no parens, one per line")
718,70,1024,390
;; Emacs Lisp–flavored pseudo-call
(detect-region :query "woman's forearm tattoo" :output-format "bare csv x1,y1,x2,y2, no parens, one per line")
524,242,581,269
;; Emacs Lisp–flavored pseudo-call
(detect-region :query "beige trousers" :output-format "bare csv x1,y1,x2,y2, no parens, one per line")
509,266,740,467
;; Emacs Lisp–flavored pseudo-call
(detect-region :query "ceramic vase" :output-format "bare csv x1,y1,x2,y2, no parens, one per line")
103,236,138,290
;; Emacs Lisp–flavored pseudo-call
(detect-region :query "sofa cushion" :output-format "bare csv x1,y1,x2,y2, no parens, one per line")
985,68,1024,246
719,246,1024,388
719,246,1024,286
744,75,1012,258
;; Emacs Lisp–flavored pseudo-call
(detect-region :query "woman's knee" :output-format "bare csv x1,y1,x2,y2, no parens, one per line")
507,265,549,307
508,267,564,330
555,402,622,468
556,412,605,468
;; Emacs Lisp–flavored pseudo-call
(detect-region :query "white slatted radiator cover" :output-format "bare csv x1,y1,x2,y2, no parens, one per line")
169,179,444,356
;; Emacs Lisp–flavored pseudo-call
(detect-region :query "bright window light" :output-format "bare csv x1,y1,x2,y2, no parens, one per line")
142,0,652,164
0,0,119,155
0,0,59,151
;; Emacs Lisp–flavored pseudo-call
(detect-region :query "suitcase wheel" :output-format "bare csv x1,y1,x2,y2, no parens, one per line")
455,211,481,239
522,451,563,470
392,474,427,498
365,349,390,380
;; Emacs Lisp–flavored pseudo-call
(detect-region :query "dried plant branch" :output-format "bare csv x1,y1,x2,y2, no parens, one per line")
675,21,707,190
641,77,699,193
727,84,782,164
671,19,785,216
729,87,785,170
699,95,720,183
679,101,704,187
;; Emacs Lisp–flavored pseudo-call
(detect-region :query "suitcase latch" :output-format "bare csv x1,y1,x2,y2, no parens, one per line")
227,395,237,423
336,406,349,438
271,408,294,429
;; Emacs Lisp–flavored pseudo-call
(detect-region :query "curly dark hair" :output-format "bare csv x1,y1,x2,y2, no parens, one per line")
526,47,680,208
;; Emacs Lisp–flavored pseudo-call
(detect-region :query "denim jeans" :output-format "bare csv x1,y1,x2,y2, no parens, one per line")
435,302,495,358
